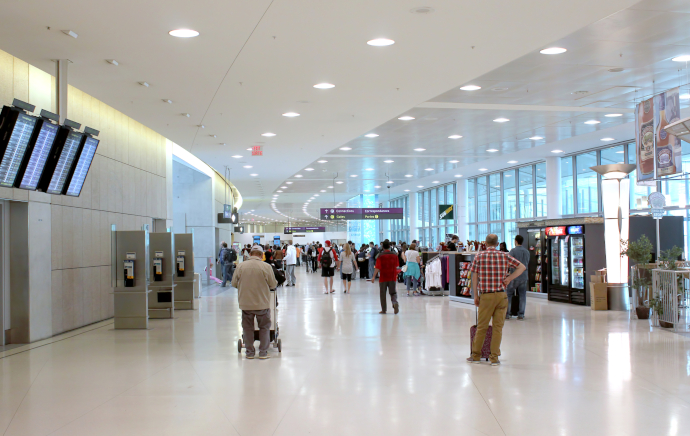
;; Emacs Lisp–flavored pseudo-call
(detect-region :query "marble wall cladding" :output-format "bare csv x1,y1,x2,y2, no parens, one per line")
0,50,171,337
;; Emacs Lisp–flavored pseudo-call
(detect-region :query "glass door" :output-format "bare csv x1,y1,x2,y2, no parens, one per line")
559,239,570,287
550,238,561,286
570,236,584,290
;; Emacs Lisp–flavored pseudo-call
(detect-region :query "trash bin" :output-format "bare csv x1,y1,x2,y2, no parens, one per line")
607,283,630,311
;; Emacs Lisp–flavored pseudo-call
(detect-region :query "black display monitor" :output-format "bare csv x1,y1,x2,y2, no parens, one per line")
0,105,39,188
64,135,99,196
14,114,60,191
37,125,84,195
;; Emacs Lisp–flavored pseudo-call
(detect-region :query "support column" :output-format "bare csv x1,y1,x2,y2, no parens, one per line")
545,156,562,219
456,179,468,241
409,192,417,242
56,60,69,123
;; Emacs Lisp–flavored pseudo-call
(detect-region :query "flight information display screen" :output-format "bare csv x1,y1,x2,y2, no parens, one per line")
17,121,59,190
0,112,37,187
46,131,82,195
65,136,99,196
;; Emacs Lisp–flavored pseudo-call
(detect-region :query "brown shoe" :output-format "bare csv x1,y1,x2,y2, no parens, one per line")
379,311,386,314
393,303,399,314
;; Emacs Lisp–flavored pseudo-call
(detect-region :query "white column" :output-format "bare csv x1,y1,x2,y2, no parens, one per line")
456,180,468,241
409,192,417,242
56,60,69,123
545,156,562,219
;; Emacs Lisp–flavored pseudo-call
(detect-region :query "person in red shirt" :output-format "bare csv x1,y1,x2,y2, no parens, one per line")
371,240,400,314
318,240,340,294
467,234,526,366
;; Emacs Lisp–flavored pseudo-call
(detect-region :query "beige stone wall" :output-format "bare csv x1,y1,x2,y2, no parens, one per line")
0,50,171,336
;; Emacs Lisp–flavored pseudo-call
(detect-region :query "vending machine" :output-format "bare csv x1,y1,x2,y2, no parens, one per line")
567,225,586,305
546,226,570,303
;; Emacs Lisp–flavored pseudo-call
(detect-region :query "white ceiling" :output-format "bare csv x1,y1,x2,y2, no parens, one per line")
0,0,672,224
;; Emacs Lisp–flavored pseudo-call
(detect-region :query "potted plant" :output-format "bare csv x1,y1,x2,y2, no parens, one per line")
620,235,653,319
655,246,684,328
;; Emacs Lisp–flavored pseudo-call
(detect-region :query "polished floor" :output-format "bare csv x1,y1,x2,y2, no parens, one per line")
2,266,690,436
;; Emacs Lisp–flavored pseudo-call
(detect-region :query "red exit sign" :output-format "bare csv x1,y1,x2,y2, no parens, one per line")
252,146,263,156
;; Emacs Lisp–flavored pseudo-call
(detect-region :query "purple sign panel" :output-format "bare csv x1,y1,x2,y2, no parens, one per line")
320,208,403,220
284,226,326,234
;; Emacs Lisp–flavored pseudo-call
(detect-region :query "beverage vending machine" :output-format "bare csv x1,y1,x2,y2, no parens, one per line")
546,225,588,305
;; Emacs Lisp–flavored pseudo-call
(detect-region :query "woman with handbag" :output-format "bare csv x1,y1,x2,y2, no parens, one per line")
340,243,358,293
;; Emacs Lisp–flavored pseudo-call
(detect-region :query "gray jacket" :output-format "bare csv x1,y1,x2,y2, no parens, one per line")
508,245,530,282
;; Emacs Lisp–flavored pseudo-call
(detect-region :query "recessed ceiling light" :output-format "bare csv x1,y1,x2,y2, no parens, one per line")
327,186,333,188
493,118,510,123
417,185,424,188
487,149,498,152
363,190,370,193
320,190,326,193
250,173,258,176
460,85,481,91
294,175,303,178
340,147,352,151
365,168,374,171
432,181,440,183
508,160,518,164
305,168,314,171
672,55,690,62
405,174,413,177
336,181,344,184
350,175,358,177
314,194,319,197
384,160,394,163
314,83,335,89
246,148,252,151
479,168,488,171
601,138,615,141
317,160,328,163
404,189,410,192
424,168,434,171
286,182,293,184
529,136,543,140
386,181,394,184
365,133,379,138
551,149,564,153
605,113,623,117
374,185,381,188
540,47,567,54
276,190,283,193
261,132,276,137
231,155,242,158
414,148,426,151
367,38,395,46
169,29,200,38
449,160,459,163
282,112,300,117
454,174,462,178
448,135,462,139
584,120,600,125
243,165,253,168
616,151,624,154
281,186,288,189
398,116,415,121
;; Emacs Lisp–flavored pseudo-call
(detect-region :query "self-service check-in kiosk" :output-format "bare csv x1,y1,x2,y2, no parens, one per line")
112,231,150,329
174,233,196,309
148,232,175,319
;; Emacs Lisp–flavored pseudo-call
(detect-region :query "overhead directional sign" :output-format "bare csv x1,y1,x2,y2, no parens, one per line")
320,208,403,220
284,226,326,234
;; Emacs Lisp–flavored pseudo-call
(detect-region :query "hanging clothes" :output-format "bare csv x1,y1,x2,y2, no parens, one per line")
425,257,443,290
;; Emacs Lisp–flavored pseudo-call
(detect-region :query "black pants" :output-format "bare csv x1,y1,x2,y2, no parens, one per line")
358,260,369,278
311,257,318,272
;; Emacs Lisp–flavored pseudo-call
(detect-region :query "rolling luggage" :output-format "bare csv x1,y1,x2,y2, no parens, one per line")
470,305,492,361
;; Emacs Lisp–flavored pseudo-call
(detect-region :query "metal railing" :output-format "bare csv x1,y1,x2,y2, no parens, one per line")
651,269,690,332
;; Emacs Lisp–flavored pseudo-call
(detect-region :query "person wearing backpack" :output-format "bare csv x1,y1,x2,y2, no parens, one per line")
220,242,236,287
318,240,340,294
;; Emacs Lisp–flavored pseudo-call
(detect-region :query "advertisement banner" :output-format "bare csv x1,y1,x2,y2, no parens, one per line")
439,204,454,220
654,87,682,178
635,96,655,184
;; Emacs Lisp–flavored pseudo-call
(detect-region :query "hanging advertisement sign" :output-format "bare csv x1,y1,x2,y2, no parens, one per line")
545,226,566,236
439,204,454,220
635,96,655,184
654,87,682,178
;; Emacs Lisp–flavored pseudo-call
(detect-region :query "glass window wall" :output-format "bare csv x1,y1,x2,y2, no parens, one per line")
416,183,458,249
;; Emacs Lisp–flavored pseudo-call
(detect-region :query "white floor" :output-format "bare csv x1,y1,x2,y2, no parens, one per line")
2,267,690,436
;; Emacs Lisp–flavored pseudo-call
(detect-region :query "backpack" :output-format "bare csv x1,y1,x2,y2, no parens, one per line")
221,248,231,263
321,247,332,268
228,249,237,263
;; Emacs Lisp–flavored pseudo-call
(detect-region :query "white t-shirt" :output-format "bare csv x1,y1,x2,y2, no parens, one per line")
405,250,420,263
340,253,356,274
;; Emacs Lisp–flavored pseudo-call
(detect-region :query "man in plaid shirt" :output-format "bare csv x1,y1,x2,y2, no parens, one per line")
467,234,526,366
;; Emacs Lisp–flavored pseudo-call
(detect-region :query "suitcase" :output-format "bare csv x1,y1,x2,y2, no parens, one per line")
510,293,520,317
470,306,492,361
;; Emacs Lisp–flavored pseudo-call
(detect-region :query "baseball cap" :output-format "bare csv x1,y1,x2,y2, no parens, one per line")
251,244,264,253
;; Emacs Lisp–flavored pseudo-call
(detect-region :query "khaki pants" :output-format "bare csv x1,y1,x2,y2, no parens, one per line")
471,292,508,362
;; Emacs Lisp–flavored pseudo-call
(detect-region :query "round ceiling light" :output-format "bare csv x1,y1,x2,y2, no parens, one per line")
398,116,415,121
417,185,424,188
365,168,374,171
261,132,276,137
460,85,481,91
282,112,300,117
508,160,518,164
367,38,395,46
448,135,462,139
294,175,303,178
350,175,358,177
405,174,413,177
243,165,253,168
672,55,690,62
529,136,543,140
304,168,314,171
424,168,434,171
386,181,394,184
493,118,510,123
454,174,463,178
601,137,615,141
540,47,567,55
384,160,394,163
365,133,379,138
414,148,426,151
231,155,242,158
340,147,352,151
250,173,258,176
605,113,623,117
336,181,344,184
317,160,328,163
487,149,498,152
169,29,200,38
314,83,335,89
479,168,488,171
551,149,564,153
449,160,459,163
584,120,600,125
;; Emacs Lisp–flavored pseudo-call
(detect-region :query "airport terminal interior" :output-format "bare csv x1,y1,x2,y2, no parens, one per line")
2,0,690,435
